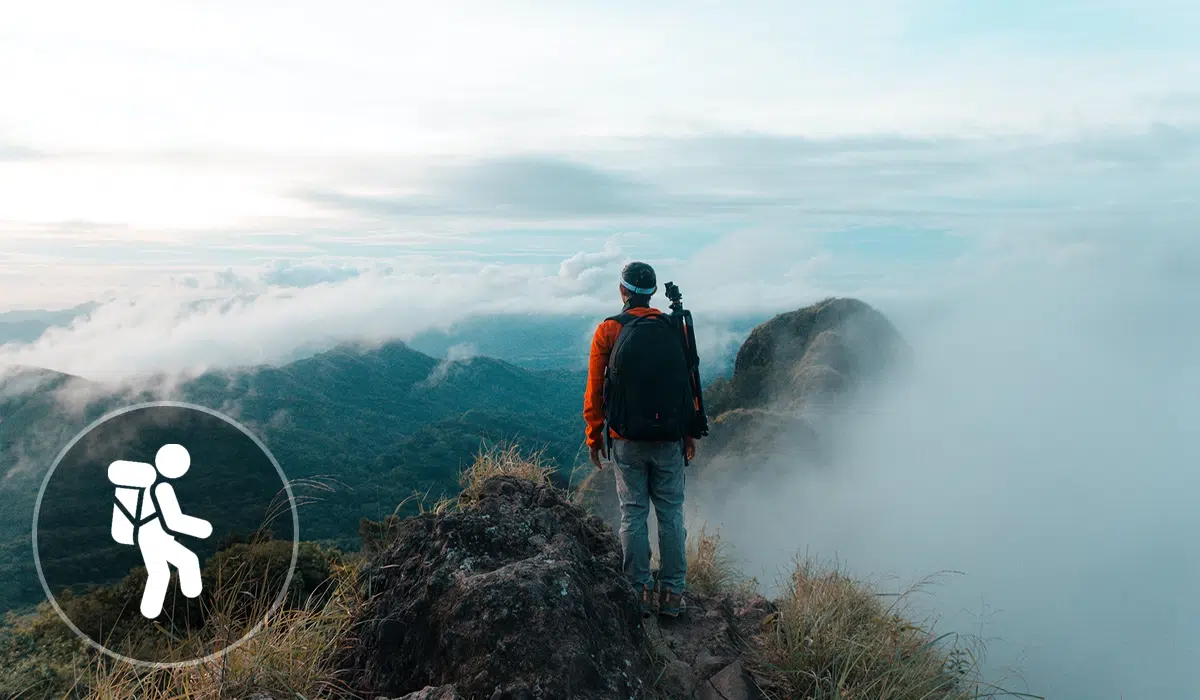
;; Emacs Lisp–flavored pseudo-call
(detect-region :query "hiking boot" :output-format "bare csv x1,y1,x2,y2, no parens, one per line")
640,585,655,618
658,587,684,618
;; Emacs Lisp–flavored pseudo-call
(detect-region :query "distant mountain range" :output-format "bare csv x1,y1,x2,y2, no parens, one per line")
0,304,98,346
403,311,763,375
0,340,588,614
0,305,762,375
0,299,900,616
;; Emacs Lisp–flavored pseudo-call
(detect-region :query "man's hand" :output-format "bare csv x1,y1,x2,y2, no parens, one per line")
684,436,697,462
589,444,607,470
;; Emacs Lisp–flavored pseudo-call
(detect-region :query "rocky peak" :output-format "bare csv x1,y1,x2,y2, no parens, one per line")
343,474,778,699
342,476,647,699
708,297,907,416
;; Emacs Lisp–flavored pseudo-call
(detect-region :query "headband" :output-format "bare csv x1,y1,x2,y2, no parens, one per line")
620,278,655,295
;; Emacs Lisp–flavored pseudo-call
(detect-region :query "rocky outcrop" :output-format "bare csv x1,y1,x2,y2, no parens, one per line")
643,592,782,700
706,297,907,416
387,687,464,700
343,473,789,699
342,476,647,699
690,298,907,479
701,408,820,460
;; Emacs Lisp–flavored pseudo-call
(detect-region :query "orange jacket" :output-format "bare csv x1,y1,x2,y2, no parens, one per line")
584,306,664,449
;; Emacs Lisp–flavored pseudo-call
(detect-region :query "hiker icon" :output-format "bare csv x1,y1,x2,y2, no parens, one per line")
108,444,213,619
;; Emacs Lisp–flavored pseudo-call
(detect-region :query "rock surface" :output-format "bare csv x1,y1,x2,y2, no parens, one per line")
699,407,821,461
688,297,907,481
706,297,908,416
642,592,780,700
342,475,647,699
386,686,464,700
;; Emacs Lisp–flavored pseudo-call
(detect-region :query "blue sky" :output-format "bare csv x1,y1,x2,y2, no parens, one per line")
1,0,1197,314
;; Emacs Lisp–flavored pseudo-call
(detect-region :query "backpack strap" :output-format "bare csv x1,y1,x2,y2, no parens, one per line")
148,482,181,536
113,495,140,528
607,311,669,360
603,311,638,455
605,311,637,326
113,486,162,546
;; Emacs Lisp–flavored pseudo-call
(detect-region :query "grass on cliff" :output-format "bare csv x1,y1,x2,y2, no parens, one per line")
8,445,1037,699
22,552,361,700
671,522,1038,699
755,559,1041,700
360,442,557,553
404,441,555,517
458,441,556,495
684,525,756,597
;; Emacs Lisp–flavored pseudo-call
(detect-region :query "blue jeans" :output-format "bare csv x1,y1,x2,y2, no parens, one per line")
611,439,687,593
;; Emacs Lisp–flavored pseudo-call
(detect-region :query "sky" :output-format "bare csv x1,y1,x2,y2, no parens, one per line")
1,2,1199,697
1,0,1198,315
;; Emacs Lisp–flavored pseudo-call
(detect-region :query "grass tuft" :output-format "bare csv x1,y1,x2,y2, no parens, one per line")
685,524,755,597
458,441,557,496
82,557,363,699
757,558,1042,700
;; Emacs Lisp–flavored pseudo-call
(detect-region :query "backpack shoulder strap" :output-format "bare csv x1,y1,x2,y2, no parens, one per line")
605,311,637,326
608,311,672,333
606,311,642,365
112,491,141,526
146,482,175,531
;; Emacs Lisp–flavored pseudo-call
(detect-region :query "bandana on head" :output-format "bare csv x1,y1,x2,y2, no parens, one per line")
620,278,655,296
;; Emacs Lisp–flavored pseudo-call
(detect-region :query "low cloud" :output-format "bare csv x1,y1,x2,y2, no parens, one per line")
0,241,607,380
695,234,1200,699
557,237,627,289
260,260,367,287
418,342,480,389
0,232,849,382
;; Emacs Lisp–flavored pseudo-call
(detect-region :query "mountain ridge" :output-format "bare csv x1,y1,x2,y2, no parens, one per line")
0,338,587,614
0,298,899,620
0,297,1013,700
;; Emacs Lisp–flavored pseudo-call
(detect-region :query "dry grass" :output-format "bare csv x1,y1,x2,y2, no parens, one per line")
376,443,558,530
40,443,1043,699
685,525,755,597
78,559,364,700
397,484,456,518
458,441,557,497
82,444,557,697
363,443,560,556
757,559,1041,700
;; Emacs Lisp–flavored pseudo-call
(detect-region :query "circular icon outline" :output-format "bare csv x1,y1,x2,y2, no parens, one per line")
31,401,300,669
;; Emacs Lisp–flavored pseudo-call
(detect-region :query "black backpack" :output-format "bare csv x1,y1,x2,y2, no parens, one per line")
604,311,696,443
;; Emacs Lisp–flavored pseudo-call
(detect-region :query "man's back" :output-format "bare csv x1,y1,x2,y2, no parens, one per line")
583,261,695,618
583,304,664,451
603,311,694,443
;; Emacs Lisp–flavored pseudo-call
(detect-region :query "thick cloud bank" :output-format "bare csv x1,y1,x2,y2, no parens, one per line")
704,236,1200,699
0,234,826,381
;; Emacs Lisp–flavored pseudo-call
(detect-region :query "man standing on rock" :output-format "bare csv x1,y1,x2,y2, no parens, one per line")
586,261,700,619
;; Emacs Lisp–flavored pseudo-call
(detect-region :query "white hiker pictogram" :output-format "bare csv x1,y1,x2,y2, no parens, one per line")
108,444,213,619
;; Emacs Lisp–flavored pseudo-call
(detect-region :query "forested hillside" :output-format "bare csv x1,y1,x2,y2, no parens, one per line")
0,340,586,614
